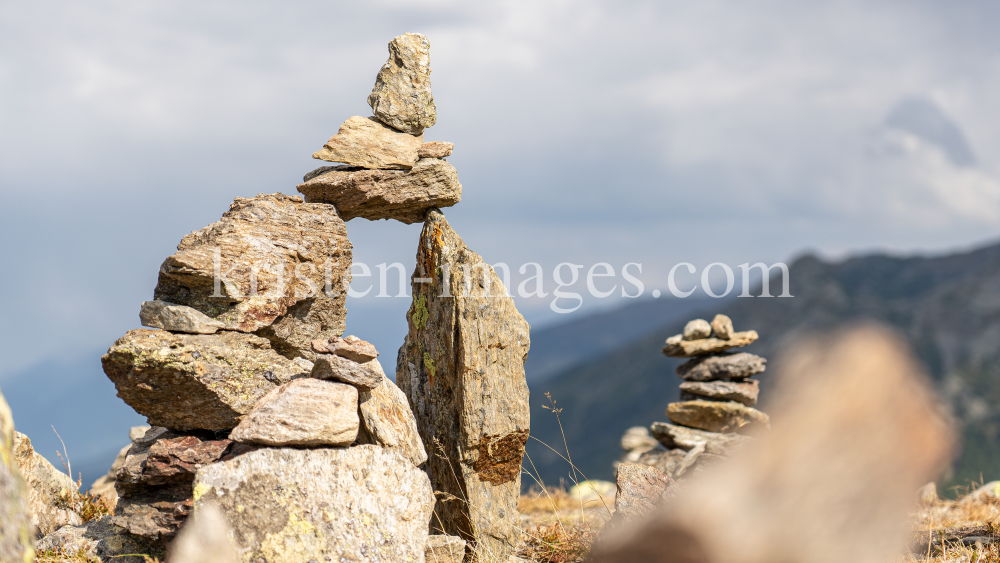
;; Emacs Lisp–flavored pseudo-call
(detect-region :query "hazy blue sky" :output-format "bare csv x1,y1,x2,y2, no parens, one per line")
1,0,999,478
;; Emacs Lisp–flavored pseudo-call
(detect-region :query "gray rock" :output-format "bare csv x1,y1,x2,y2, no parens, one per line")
139,300,225,335
426,534,466,563
0,391,34,559
102,329,310,431
311,353,384,390
634,449,687,476
229,379,359,447
676,352,767,381
397,209,530,561
649,421,754,455
418,141,454,159
129,425,152,442
667,400,770,434
312,115,422,169
167,501,238,563
297,158,462,224
12,432,81,537
679,379,760,406
711,314,734,340
368,33,436,135
37,515,161,562
312,334,379,362
192,445,435,563
357,372,428,467
610,463,674,527
683,319,712,341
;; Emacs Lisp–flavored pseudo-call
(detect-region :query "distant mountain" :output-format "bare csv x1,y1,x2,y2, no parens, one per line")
526,239,1000,492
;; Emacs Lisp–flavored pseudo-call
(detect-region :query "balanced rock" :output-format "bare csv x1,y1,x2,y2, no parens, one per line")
663,330,758,357
0,390,36,560
103,329,309,431
397,209,530,560
425,534,466,563
357,376,428,467
153,193,352,359
312,334,379,362
650,421,754,455
418,141,453,159
230,378,359,447
679,379,759,406
192,445,435,562
139,300,225,335
368,33,436,135
667,400,769,434
312,116,422,169
711,314,734,340
311,353,384,390
13,432,81,537
298,158,462,223
682,319,712,341
676,352,767,381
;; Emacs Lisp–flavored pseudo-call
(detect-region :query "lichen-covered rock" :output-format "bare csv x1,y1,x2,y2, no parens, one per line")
663,331,758,357
102,329,310,431
676,352,767,381
12,432,80,537
311,353,384,390
368,33,436,135
357,375,428,467
139,300,225,334
0,389,35,560
418,141,453,159
649,421,754,455
312,116,422,169
298,158,462,224
153,193,352,358
192,445,434,563
666,400,770,434
679,379,759,406
38,515,161,562
397,209,530,560
229,379,359,447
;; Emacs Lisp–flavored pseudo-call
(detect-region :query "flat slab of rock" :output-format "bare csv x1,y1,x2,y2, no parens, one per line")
679,379,759,406
139,300,225,335
154,193,352,359
313,116,422,169
230,379,359,447
298,158,462,223
102,329,309,431
418,141,453,159
311,353,384,390
368,33,436,135
13,431,80,536
663,330,758,357
193,445,434,562
676,352,767,381
666,400,770,434
649,421,754,455
397,209,530,560
312,335,379,362
357,373,428,467
426,534,466,563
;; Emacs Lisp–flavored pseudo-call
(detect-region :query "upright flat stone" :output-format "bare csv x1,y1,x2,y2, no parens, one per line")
229,379,359,447
312,116,422,169
0,392,43,560
676,352,767,381
368,33,437,135
663,330,758,357
357,374,428,467
649,421,754,455
298,158,462,223
680,379,759,406
154,193,352,359
102,329,310,431
13,432,80,537
192,446,434,563
397,209,530,560
667,400,769,434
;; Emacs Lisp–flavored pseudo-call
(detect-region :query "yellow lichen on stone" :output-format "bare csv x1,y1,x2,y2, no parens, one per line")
192,482,210,502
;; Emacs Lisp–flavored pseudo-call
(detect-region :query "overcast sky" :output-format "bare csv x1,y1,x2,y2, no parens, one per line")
2,0,1000,379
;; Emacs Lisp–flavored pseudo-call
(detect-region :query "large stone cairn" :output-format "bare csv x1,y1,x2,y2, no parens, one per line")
89,33,514,563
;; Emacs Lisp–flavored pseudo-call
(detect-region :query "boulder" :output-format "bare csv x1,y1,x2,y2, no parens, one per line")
418,141,454,159
0,389,35,560
230,378,359,447
192,445,435,562
397,209,530,560
311,353,384,390
102,329,309,431
667,400,770,434
663,330,758,357
139,300,225,334
153,193,352,358
682,319,712,341
426,534,466,563
12,432,81,537
610,463,674,527
710,314,734,340
167,502,238,563
676,352,767,381
312,116,423,169
649,421,754,455
297,158,462,224
368,33,437,135
312,334,379,362
679,379,759,406
357,375,428,467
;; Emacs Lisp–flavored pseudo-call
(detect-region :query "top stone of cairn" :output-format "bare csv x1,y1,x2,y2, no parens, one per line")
663,314,758,357
368,33,437,135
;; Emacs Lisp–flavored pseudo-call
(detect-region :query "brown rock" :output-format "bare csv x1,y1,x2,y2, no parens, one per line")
357,374,428,467
418,141,454,159
425,534,466,563
663,331,758,357
679,379,759,406
368,33,437,135
102,329,310,431
676,352,766,381
611,463,674,526
649,422,754,455
312,335,379,362
13,431,80,537
312,116,423,169
153,193,352,358
229,379,359,447
311,353,384,390
710,314,734,340
297,158,462,224
666,400,769,434
397,209,530,560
